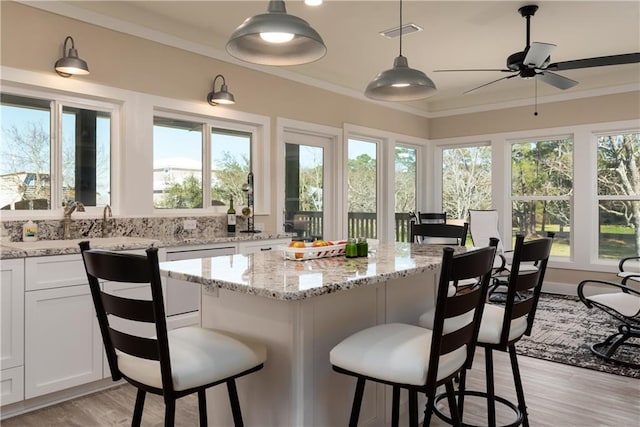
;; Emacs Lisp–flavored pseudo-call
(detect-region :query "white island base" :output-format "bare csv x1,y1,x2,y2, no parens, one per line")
200,271,437,427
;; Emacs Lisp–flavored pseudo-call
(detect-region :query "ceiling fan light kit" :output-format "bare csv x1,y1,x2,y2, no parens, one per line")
226,0,326,66
365,0,436,101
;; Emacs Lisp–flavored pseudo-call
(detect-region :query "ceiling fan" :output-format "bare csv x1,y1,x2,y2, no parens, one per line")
436,4,640,95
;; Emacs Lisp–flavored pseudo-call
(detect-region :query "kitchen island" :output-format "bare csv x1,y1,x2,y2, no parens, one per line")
159,242,460,427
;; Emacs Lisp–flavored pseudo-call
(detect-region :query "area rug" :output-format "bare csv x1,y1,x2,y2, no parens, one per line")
515,292,639,379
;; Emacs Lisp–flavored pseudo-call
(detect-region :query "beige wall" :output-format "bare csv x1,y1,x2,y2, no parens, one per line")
0,1,429,138
429,91,640,139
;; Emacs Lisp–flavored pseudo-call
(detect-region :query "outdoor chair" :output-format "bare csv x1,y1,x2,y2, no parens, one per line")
617,256,640,285
577,273,640,369
419,234,552,427
79,241,267,427
330,246,496,427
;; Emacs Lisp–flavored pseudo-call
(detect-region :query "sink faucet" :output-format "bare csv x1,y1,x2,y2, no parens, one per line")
102,204,113,237
62,200,85,239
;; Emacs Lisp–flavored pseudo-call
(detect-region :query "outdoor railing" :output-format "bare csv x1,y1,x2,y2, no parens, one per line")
287,211,412,242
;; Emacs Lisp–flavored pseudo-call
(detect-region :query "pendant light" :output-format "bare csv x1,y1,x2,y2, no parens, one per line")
226,0,326,66
365,0,436,101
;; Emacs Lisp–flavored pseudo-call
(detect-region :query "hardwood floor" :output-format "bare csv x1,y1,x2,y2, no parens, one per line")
2,352,638,426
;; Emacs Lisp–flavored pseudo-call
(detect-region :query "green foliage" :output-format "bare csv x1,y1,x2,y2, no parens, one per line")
211,151,250,206
348,153,377,212
158,175,202,208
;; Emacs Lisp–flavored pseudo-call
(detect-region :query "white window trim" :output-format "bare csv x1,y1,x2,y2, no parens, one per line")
431,119,640,273
0,82,120,220
344,123,427,242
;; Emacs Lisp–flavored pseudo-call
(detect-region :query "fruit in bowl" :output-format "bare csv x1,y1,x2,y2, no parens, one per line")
289,241,306,259
311,240,329,247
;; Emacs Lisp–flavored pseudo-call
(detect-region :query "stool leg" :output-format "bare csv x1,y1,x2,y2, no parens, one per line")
485,347,496,427
198,390,208,427
350,377,366,427
132,389,146,427
164,399,176,427
392,386,400,427
423,393,434,427
409,390,418,427
446,381,462,427
508,345,529,427
227,379,244,427
457,369,467,422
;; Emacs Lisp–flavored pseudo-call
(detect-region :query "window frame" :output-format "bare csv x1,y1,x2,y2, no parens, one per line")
152,108,267,215
0,86,118,219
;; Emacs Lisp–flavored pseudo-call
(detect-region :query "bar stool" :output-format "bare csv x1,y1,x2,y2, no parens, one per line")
80,241,267,427
419,234,552,427
330,245,496,426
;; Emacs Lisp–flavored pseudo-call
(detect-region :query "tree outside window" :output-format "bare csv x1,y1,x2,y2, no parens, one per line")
597,132,639,259
511,138,573,257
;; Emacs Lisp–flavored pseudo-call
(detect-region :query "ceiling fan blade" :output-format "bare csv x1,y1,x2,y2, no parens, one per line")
523,42,556,68
547,53,640,71
463,74,519,95
434,69,512,72
537,71,579,90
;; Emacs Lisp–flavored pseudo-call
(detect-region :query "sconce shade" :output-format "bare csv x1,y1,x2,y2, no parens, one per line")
365,56,437,101
207,74,236,106
226,0,326,66
55,36,90,77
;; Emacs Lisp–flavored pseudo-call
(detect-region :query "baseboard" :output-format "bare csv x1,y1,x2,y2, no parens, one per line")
542,281,578,296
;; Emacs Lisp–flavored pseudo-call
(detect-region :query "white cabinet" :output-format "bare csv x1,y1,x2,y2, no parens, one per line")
24,281,103,398
165,244,235,321
0,259,25,406
238,238,291,254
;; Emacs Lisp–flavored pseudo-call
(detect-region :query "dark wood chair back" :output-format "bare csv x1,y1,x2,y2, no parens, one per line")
499,234,552,345
411,222,469,246
426,246,496,389
79,241,173,393
417,212,447,224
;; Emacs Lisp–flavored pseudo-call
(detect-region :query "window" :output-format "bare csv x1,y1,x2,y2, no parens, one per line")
511,137,573,257
153,115,253,211
442,145,492,221
1,93,111,211
596,132,640,259
347,138,377,239
394,146,417,242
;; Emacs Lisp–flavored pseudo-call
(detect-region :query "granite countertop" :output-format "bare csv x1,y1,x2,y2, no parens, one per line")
159,242,464,301
0,233,292,259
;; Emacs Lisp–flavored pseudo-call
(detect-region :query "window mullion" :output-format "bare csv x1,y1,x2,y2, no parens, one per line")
51,100,63,210
203,123,211,209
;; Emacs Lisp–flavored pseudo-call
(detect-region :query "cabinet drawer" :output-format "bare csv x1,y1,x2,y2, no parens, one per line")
0,366,24,406
238,239,291,254
25,254,86,291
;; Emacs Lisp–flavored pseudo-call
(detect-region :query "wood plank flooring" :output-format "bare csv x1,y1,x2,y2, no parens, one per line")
2,352,638,426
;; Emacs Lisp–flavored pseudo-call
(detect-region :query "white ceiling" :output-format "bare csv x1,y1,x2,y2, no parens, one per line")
46,1,640,116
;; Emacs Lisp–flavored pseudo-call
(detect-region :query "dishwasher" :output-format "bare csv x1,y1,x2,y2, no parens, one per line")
165,245,236,317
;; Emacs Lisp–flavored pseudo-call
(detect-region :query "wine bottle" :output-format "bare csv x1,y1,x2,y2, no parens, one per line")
227,196,236,233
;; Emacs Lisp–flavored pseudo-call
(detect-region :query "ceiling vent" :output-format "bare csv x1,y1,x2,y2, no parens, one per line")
379,23,423,39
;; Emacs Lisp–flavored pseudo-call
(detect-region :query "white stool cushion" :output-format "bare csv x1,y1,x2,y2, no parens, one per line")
330,323,467,386
118,327,267,391
617,271,640,284
418,308,475,335
477,304,528,344
587,292,640,318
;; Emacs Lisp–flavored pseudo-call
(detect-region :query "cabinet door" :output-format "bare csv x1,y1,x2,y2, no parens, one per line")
1,259,25,371
238,239,291,254
24,285,102,398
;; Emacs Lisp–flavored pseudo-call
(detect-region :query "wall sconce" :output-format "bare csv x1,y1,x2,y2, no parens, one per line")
207,74,236,106
54,36,90,77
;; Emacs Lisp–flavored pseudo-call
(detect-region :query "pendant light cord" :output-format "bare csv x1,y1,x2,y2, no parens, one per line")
399,0,403,57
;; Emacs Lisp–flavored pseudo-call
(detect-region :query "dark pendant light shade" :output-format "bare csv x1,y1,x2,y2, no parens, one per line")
55,36,90,77
226,0,326,66
365,0,436,101
365,56,436,101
